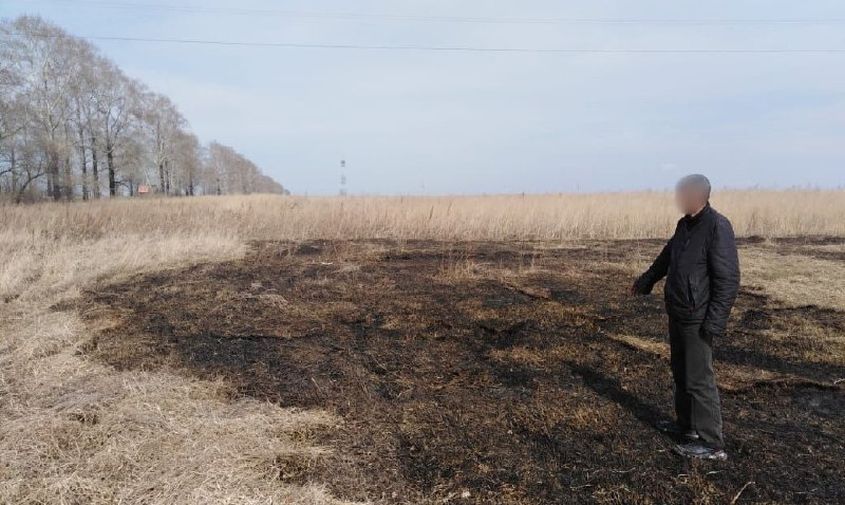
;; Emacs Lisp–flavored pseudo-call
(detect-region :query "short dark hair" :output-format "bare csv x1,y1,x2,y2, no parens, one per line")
677,174,712,201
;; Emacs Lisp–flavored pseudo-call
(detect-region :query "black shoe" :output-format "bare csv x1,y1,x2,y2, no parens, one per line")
656,420,700,441
674,442,728,461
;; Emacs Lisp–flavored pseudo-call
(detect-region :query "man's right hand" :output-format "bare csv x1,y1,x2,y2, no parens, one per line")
630,280,642,296
631,276,651,296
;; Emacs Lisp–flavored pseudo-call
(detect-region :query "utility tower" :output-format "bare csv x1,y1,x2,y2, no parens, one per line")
339,159,347,196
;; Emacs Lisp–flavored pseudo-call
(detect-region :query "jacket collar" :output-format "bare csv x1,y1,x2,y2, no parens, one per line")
683,202,711,227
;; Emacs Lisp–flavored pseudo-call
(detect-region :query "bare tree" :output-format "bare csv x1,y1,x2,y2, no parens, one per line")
2,17,75,200
138,91,186,195
171,130,201,196
66,37,100,200
94,61,133,197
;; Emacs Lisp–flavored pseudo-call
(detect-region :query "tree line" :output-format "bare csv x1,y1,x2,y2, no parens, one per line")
0,16,286,203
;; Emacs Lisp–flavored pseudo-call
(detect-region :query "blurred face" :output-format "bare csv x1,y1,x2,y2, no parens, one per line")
675,185,705,215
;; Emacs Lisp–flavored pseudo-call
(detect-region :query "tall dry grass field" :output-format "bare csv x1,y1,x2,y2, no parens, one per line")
3,190,845,246
1,190,843,504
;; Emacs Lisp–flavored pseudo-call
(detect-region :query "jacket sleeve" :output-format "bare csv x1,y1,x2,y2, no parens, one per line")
634,238,672,294
704,217,741,336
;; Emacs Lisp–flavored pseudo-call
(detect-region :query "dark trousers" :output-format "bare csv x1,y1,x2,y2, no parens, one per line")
669,318,724,448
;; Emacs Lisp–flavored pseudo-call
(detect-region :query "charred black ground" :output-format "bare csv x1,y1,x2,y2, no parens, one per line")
78,240,844,504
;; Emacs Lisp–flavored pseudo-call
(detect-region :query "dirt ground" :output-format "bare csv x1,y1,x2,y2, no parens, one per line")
76,239,844,504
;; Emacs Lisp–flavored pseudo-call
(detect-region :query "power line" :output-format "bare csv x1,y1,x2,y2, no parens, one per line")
7,32,845,54
13,34,844,54
14,0,845,26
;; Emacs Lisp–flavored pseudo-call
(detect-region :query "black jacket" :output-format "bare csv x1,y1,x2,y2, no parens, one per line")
635,204,740,337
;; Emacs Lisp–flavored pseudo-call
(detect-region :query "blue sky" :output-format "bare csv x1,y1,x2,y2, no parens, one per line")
2,0,844,194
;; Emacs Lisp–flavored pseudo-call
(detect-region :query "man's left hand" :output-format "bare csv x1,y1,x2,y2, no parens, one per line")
700,326,719,345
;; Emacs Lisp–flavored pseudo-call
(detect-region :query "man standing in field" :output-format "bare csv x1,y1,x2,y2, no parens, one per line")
632,174,740,461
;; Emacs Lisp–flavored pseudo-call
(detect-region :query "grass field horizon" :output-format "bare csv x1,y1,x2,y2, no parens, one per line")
3,189,845,243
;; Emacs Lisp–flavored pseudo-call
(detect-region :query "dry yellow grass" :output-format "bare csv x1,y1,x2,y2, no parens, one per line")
741,248,845,311
1,189,844,247
1,190,843,504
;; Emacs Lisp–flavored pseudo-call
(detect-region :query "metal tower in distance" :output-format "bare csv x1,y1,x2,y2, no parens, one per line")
339,159,347,196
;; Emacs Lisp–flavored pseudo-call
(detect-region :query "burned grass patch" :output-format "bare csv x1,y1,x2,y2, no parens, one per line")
79,240,845,504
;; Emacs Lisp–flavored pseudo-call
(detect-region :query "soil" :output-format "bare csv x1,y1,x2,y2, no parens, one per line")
77,240,845,504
